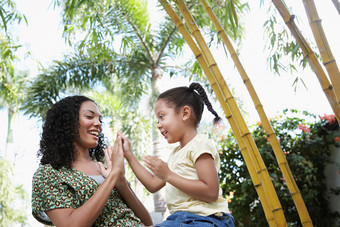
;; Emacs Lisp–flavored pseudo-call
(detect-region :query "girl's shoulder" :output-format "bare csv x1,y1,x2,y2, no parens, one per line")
193,134,215,149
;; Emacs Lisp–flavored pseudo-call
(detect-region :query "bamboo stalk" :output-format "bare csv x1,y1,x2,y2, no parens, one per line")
271,0,340,123
175,0,287,225
302,0,340,108
200,0,313,226
158,1,277,225
331,0,340,14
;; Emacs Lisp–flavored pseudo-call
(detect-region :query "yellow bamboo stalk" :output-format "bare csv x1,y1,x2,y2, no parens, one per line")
271,0,340,123
200,0,313,226
158,1,277,225
302,0,340,106
175,0,287,225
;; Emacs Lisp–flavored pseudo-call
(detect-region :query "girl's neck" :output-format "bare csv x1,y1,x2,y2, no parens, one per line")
179,128,197,148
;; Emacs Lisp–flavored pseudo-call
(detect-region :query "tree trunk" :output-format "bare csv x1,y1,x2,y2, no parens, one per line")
4,108,14,158
150,67,167,217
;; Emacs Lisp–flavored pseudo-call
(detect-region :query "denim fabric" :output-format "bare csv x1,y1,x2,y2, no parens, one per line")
154,211,235,227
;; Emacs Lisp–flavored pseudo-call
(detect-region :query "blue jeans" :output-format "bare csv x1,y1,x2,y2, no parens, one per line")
154,211,235,227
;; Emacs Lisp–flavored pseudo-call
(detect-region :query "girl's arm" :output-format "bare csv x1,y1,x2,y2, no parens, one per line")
115,177,153,226
143,153,219,203
46,136,125,227
119,132,166,193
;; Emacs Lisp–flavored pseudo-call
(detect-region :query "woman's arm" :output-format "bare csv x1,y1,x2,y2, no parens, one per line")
46,136,125,227
46,170,122,227
116,178,153,226
143,153,219,203
119,132,165,193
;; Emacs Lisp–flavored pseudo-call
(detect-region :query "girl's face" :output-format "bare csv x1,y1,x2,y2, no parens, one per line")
155,99,184,144
74,100,103,150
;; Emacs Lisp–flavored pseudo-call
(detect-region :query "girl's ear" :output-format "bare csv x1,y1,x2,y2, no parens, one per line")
181,105,191,121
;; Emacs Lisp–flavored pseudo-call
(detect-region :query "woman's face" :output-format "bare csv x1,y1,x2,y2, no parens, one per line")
74,100,102,150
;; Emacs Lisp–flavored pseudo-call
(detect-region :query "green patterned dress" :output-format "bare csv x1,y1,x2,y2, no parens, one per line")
31,164,145,226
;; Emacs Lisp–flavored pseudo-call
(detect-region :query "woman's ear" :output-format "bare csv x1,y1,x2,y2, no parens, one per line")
181,106,191,121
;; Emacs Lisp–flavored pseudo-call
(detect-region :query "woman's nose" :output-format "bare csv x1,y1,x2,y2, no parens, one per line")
94,118,102,127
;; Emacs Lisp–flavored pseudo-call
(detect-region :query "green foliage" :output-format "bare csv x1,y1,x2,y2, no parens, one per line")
1,0,28,109
216,109,340,226
262,2,317,91
0,0,26,32
0,158,28,226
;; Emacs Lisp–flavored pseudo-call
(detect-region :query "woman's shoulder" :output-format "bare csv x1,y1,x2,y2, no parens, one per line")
33,164,67,182
34,164,55,174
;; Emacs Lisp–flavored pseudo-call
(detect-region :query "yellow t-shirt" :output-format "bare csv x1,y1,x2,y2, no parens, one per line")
165,134,229,216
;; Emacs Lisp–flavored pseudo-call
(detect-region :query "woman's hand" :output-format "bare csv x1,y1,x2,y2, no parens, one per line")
98,134,125,179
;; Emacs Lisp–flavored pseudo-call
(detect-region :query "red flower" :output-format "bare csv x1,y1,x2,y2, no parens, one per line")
319,114,336,124
298,123,310,133
334,136,340,142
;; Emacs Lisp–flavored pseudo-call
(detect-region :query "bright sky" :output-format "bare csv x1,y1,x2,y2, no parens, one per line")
1,0,339,226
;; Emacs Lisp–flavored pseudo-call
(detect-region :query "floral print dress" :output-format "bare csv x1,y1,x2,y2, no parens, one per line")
32,164,145,226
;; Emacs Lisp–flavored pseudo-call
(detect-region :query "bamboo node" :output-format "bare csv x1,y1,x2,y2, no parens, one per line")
254,183,261,188
208,63,217,69
323,59,335,66
195,53,202,59
310,19,322,24
278,162,288,166
323,84,333,92
290,191,299,196
267,132,275,137
272,207,283,212
257,168,267,174
285,15,295,24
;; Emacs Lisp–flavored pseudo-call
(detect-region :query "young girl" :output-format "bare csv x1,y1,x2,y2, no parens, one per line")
120,82,234,226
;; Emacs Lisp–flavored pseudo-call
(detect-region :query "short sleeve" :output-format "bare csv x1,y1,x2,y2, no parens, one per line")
31,165,77,225
191,135,218,163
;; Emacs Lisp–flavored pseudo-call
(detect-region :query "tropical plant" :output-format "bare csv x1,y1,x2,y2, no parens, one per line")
0,157,28,226
0,0,29,158
22,0,246,215
215,109,340,226
23,0,187,216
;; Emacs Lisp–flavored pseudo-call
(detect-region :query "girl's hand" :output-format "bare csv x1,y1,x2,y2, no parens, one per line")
117,131,134,161
142,155,171,181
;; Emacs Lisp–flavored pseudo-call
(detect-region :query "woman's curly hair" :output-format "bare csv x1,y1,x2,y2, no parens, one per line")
38,95,105,170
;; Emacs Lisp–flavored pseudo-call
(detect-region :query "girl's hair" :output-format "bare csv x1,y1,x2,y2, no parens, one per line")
38,95,105,170
157,82,221,127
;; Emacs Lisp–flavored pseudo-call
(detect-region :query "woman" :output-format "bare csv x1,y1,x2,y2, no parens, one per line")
31,95,152,226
